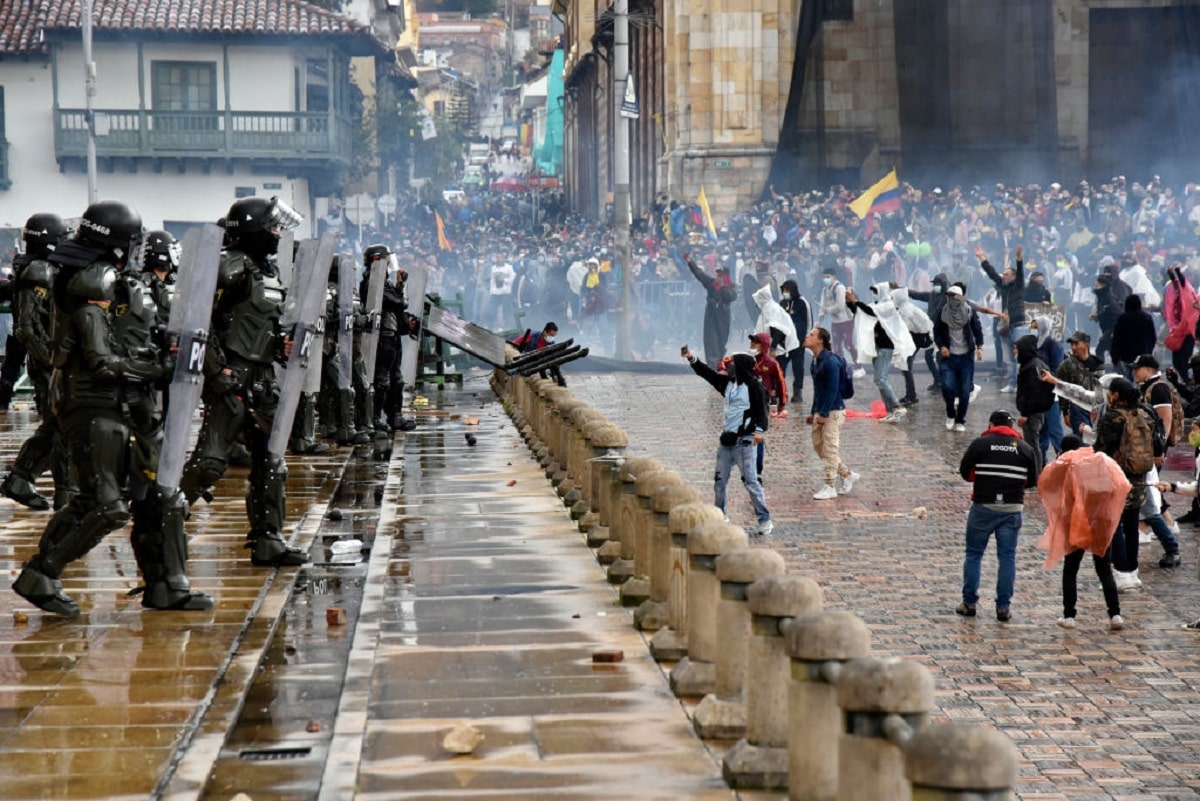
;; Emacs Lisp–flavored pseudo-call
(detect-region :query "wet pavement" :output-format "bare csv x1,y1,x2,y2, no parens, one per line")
569,362,1200,801
0,383,734,800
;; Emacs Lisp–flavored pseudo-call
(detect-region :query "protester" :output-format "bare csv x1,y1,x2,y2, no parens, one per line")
1014,334,1055,473
818,265,861,376
1110,294,1157,376
1055,331,1104,435
846,283,915,423
778,278,810,404
684,252,737,368
978,244,1027,392
681,346,773,536
804,326,858,500
891,286,935,407
932,284,984,431
1037,434,1127,631
956,409,1039,622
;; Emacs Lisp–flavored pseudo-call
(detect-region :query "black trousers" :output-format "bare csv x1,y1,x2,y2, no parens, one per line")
1062,548,1120,619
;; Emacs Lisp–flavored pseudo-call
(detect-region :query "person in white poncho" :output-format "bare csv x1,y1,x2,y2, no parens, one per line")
891,286,934,407
845,282,915,423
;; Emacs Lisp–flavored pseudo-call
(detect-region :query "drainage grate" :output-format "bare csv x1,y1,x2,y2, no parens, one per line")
238,747,312,762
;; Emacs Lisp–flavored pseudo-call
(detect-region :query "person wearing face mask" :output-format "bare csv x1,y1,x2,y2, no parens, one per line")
514,321,565,386
977,244,1027,392
778,279,810,404
681,346,773,536
933,284,984,432
818,265,862,377
845,282,915,423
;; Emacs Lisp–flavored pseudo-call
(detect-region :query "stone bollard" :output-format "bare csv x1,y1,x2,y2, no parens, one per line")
606,457,663,585
785,611,872,801
621,470,685,608
566,405,606,499
635,483,702,632
671,521,748,698
581,422,627,546
692,547,786,740
905,723,1019,800
723,575,824,790
535,383,568,446
649,502,725,661
549,398,585,490
836,657,934,801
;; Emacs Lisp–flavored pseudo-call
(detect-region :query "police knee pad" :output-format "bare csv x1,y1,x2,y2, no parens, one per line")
266,455,288,484
95,498,131,531
190,456,227,489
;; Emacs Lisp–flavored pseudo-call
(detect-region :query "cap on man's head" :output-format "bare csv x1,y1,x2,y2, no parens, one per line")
1066,330,1091,344
946,285,964,296
1131,354,1159,371
822,266,838,276
1099,255,1117,268
988,409,1015,428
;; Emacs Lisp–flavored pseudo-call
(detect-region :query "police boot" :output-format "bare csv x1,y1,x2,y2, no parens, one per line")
1,472,50,510
12,558,79,618
247,530,309,567
131,491,214,611
291,394,330,455
0,378,14,412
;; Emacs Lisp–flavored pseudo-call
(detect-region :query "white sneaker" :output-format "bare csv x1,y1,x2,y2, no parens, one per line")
1057,616,1076,629
880,413,900,424
755,519,774,537
953,423,966,432
1130,569,1142,587
969,384,982,403
838,471,860,495
894,406,907,417
1114,570,1141,591
1110,614,1125,631
946,417,956,431
813,484,839,500
1168,523,1181,536
999,384,1015,393
1138,528,1153,544
852,367,866,379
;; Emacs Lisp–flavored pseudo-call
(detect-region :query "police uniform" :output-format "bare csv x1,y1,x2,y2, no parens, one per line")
180,196,307,567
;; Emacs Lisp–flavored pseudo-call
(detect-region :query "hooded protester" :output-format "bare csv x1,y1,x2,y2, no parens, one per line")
891,286,935,406
685,251,737,368
1110,293,1157,375
933,284,984,431
1024,271,1052,303
818,265,858,368
1092,264,1128,364
751,284,800,358
846,282,916,422
908,271,951,393
1031,315,1066,457
681,346,773,536
1119,258,1162,309
1163,264,1198,380
1014,334,1056,474
778,278,811,403
978,244,1027,391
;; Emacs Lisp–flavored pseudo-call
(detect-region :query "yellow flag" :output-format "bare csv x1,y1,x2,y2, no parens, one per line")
849,168,901,220
697,186,718,240
435,210,452,252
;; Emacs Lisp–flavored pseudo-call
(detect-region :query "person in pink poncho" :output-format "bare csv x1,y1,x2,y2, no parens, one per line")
1163,264,1199,382
1037,434,1131,631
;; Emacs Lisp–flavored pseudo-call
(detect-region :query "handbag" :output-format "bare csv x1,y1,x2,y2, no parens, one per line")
719,431,738,446
1166,327,1188,352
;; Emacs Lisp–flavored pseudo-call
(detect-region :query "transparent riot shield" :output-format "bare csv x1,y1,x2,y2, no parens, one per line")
276,229,295,287
337,255,355,390
357,256,389,380
398,262,429,390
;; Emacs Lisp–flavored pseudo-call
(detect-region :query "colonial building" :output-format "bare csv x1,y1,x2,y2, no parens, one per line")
0,0,393,234
557,0,1200,221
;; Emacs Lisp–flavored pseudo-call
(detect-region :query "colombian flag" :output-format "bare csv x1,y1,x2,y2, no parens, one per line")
849,168,901,220
435,210,453,252
697,186,718,242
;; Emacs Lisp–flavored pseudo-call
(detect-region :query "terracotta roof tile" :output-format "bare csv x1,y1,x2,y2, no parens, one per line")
0,0,379,54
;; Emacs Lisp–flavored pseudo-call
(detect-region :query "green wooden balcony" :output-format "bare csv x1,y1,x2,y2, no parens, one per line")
54,108,355,168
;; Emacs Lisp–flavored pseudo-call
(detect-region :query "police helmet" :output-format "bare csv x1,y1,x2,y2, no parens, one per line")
224,196,303,238
143,229,180,273
363,244,394,268
76,200,143,260
22,213,68,255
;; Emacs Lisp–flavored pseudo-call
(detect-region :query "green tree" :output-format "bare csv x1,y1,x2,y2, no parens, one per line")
369,92,465,200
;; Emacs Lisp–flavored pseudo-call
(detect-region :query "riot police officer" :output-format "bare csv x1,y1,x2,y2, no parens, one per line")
180,196,308,567
12,200,213,616
140,229,178,329
0,213,72,510
362,245,416,432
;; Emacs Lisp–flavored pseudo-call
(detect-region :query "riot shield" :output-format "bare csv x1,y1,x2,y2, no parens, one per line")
267,232,336,457
276,229,295,287
158,224,224,491
302,293,326,395
398,262,429,390
337,255,355,390
357,256,389,380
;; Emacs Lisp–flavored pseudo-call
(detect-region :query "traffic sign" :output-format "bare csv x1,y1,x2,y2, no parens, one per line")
344,193,375,225
620,73,640,119
377,194,397,216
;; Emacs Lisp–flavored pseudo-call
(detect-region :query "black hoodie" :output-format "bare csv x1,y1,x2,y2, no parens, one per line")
1014,334,1054,415
1110,294,1157,364
908,272,949,321
689,352,770,436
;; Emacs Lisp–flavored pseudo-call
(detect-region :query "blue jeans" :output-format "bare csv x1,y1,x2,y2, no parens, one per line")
1039,408,1064,460
962,503,1022,609
873,348,899,412
1066,404,1090,436
714,438,770,525
1006,323,1027,385
939,352,976,423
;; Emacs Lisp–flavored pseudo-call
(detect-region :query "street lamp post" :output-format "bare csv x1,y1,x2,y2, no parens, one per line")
82,0,99,203
612,0,633,360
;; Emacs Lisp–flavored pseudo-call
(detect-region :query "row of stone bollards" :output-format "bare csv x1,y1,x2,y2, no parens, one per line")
496,370,1020,800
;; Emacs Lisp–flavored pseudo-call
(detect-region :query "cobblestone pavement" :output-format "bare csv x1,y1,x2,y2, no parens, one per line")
570,364,1200,801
